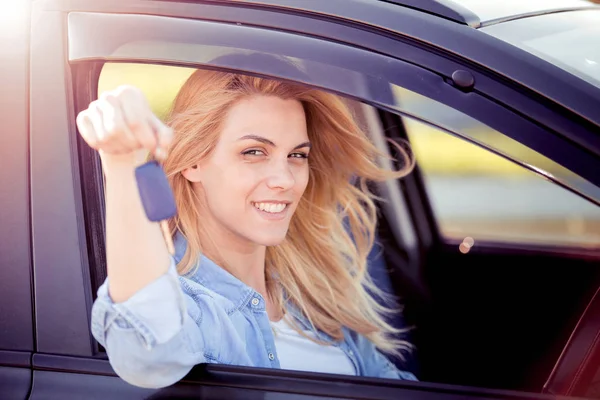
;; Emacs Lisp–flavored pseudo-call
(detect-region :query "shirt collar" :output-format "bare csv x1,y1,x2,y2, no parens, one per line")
173,232,255,312
173,232,337,343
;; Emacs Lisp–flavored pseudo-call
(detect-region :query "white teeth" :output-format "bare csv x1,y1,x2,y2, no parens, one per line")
253,202,287,213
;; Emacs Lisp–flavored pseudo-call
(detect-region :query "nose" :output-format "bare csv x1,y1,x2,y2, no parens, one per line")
266,159,296,190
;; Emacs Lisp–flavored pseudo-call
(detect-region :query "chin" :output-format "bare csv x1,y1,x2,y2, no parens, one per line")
251,231,288,247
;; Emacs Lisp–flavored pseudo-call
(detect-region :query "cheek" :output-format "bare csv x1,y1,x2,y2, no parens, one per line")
295,165,310,195
202,162,257,205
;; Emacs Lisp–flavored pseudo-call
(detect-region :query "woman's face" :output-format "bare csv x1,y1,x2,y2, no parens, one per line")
187,95,310,250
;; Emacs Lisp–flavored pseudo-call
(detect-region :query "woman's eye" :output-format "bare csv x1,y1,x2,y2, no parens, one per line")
242,149,265,156
289,152,309,159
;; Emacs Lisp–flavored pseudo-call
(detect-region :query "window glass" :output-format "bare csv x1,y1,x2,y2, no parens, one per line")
404,115,600,248
481,10,600,89
389,84,600,206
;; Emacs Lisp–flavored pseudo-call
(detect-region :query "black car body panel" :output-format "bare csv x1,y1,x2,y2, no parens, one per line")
0,0,35,397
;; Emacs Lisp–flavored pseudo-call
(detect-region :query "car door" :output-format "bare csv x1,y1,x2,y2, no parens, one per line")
27,0,600,399
0,0,35,398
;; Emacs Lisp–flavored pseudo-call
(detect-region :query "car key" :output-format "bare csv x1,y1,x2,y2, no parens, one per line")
135,160,177,255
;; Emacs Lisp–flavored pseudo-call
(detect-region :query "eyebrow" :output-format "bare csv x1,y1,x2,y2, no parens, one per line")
237,134,311,150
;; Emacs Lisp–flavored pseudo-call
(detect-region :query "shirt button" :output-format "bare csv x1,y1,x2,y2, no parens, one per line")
251,298,260,306
348,350,354,356
268,353,275,361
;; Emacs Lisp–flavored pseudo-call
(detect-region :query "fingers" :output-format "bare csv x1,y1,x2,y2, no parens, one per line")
86,99,127,154
98,94,140,151
148,114,174,160
75,109,100,150
117,88,158,153
75,85,172,160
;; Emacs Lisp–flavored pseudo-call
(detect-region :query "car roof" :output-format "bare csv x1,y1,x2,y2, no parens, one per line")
380,0,597,27
53,0,599,28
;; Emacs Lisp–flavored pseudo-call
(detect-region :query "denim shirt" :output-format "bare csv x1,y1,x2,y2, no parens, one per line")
91,234,417,389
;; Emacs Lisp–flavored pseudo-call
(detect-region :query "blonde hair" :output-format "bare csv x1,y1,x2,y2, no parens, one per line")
162,69,415,355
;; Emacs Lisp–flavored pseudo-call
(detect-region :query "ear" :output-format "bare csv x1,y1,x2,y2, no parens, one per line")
181,164,203,183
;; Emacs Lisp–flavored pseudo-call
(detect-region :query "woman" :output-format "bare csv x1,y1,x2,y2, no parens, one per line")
78,69,416,389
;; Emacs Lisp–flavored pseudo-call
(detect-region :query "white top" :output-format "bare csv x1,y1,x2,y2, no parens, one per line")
270,317,356,376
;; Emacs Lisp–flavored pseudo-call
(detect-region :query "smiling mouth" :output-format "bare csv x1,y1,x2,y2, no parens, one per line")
252,202,289,213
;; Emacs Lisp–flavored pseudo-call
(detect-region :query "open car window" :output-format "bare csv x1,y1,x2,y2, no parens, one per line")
87,57,600,397
94,61,419,306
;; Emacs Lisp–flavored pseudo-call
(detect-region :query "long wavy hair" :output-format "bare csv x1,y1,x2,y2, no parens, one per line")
161,68,414,355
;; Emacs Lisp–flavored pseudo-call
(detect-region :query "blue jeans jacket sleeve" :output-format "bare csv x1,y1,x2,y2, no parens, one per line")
90,259,210,389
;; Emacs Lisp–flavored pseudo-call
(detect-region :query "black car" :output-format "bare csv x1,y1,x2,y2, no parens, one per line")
1,0,600,399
